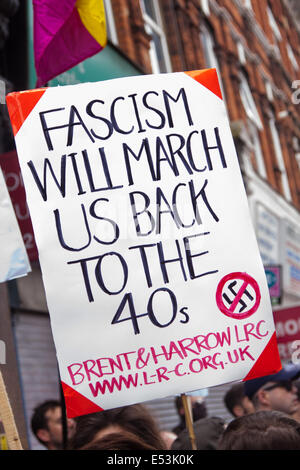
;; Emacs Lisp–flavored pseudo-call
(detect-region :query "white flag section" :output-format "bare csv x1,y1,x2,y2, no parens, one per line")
7,70,281,418
0,167,30,282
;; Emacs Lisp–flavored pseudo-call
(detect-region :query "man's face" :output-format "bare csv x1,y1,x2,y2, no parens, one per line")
241,396,255,414
39,406,75,449
259,381,299,415
232,395,255,417
238,396,255,416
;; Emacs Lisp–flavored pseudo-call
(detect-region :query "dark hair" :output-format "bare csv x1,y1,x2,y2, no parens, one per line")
79,431,158,450
174,396,183,414
293,380,300,400
174,396,207,418
218,410,300,450
223,383,246,416
31,400,61,444
69,404,166,450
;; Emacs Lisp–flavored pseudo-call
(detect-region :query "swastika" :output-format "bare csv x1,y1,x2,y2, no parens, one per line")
216,272,261,320
222,280,255,313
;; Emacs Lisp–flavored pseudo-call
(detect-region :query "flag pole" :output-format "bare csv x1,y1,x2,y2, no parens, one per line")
0,371,23,450
181,393,197,450
59,380,68,450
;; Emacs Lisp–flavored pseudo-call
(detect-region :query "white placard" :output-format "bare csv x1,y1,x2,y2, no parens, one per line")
7,70,281,417
0,167,30,282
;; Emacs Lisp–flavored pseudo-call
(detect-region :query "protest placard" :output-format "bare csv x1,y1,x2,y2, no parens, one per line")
265,265,282,306
273,306,300,362
6,69,282,418
0,167,31,282
0,150,38,262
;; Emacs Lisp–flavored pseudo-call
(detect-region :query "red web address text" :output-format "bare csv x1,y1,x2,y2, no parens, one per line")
67,320,268,397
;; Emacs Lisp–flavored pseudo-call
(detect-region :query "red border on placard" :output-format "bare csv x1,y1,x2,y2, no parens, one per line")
184,69,223,100
61,381,104,418
6,88,47,136
243,331,282,382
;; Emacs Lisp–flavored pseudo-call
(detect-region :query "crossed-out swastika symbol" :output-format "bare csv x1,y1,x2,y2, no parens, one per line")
222,280,254,313
216,272,261,320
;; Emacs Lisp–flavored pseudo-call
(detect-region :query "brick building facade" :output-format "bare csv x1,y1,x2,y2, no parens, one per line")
104,0,300,304
107,0,300,208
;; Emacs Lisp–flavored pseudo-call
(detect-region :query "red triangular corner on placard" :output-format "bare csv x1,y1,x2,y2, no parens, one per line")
6,88,47,136
243,331,282,382
184,69,223,100
61,381,104,419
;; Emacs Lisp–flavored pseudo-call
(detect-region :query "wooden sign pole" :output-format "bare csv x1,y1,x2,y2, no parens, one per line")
181,393,197,450
0,371,23,450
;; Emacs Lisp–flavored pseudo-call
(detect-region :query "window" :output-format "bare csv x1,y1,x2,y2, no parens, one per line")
201,24,226,101
287,44,299,71
239,73,263,130
293,137,300,170
249,122,267,179
104,0,118,45
200,0,210,16
265,80,274,101
241,0,252,8
201,25,218,70
237,42,246,65
267,7,281,41
269,117,292,201
239,73,266,178
140,0,171,73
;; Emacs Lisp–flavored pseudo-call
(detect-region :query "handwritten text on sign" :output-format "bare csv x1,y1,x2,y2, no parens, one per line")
7,71,280,416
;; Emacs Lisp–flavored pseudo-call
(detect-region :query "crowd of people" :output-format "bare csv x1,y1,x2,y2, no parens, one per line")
28,363,300,451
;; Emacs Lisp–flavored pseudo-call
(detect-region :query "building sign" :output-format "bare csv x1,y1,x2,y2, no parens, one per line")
280,220,300,298
6,70,281,418
264,265,282,306
0,167,30,282
0,150,38,262
273,306,300,362
255,203,280,265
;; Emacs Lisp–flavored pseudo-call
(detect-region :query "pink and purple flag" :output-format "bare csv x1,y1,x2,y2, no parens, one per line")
33,0,107,87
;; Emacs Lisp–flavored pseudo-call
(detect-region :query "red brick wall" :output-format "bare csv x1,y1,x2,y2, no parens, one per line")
111,0,300,209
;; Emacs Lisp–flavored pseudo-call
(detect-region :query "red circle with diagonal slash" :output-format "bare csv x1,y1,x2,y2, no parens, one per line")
216,272,261,320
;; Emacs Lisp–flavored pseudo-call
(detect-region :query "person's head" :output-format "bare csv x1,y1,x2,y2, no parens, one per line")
79,431,158,450
70,404,166,450
31,400,76,450
174,395,207,424
224,383,255,417
291,380,300,421
244,364,300,415
293,379,300,401
218,410,300,450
